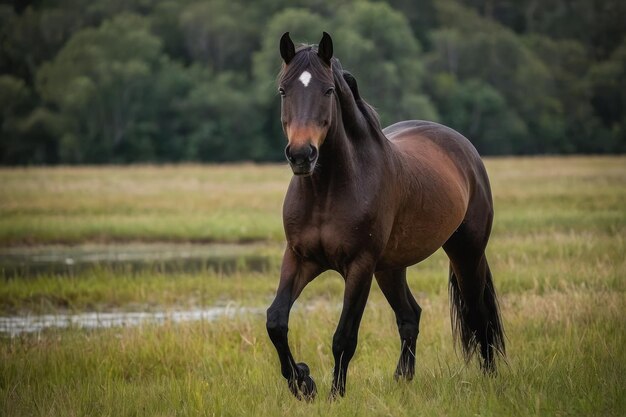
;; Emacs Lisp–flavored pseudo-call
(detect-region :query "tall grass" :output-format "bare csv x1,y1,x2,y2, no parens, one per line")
0,157,625,415
1,289,624,416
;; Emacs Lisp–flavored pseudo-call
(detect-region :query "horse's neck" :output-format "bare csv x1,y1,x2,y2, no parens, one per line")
309,121,391,195
317,130,357,180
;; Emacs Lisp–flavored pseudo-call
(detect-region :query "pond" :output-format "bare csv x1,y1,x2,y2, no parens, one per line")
0,305,263,337
0,242,287,336
0,242,280,277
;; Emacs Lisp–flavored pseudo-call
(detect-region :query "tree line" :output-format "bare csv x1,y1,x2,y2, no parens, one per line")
1,0,624,164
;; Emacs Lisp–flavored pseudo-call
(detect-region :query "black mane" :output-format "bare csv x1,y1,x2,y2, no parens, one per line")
334,64,382,132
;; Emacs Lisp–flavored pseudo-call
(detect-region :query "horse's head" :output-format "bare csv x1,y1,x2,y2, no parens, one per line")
278,32,335,176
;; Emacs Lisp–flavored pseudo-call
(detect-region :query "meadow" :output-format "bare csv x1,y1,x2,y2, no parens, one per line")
0,157,625,416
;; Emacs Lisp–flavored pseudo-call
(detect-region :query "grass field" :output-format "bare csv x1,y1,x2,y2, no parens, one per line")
1,157,625,416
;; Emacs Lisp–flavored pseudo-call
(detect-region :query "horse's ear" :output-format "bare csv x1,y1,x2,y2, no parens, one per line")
280,32,296,64
342,71,361,101
318,32,333,65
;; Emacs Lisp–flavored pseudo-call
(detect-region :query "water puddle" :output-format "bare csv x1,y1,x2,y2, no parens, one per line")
0,306,263,337
0,243,280,277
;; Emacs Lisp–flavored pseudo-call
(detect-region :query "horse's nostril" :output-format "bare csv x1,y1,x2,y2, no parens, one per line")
285,145,295,162
286,144,317,167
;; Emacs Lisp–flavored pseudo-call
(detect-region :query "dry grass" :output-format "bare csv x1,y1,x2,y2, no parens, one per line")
1,157,624,245
0,156,625,416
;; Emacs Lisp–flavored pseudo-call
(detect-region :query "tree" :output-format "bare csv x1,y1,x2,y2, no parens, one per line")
524,35,605,153
180,70,268,162
0,5,86,85
460,0,626,60
588,39,626,152
0,0,623,163
429,74,527,154
387,0,439,49
427,1,564,153
333,1,438,125
179,0,258,72
149,0,193,63
36,13,163,162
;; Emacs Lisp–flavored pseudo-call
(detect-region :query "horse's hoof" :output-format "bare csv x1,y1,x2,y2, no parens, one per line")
296,362,310,376
288,363,317,401
299,374,317,401
328,389,339,402
394,360,415,381
328,385,345,401
394,369,414,382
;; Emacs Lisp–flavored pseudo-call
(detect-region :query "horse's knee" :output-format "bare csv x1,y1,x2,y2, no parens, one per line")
332,332,358,361
266,306,288,339
396,305,421,339
398,321,419,340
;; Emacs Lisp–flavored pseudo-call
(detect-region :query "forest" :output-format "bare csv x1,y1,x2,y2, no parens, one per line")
0,0,624,164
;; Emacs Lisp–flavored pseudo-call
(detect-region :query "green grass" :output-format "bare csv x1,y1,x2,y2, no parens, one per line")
0,157,624,245
1,288,624,416
1,157,625,416
0,164,290,245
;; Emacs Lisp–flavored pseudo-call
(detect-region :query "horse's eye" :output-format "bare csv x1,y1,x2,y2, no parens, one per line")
279,88,286,97
324,87,335,96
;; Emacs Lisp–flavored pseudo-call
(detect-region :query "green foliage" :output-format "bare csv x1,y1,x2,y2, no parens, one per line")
178,0,259,71
181,70,268,161
587,39,626,152
334,1,437,125
0,0,624,164
429,74,526,154
460,0,626,60
36,13,163,162
427,3,564,154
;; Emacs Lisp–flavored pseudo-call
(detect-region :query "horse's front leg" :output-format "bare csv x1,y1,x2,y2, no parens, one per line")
330,260,374,399
266,248,322,401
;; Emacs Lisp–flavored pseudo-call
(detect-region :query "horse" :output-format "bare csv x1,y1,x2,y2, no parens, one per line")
266,32,505,401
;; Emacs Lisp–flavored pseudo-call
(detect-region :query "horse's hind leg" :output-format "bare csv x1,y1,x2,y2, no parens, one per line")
375,268,422,380
443,223,505,373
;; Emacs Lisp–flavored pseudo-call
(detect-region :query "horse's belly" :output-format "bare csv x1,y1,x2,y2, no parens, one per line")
376,223,454,270
375,137,470,270
376,192,467,270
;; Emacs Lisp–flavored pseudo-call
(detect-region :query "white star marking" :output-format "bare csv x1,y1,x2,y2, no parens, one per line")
299,71,312,87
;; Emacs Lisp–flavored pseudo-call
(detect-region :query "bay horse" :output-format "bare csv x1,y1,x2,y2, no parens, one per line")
266,32,505,401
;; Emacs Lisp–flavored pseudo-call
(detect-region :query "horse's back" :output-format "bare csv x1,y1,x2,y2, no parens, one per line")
384,121,482,168
383,120,492,201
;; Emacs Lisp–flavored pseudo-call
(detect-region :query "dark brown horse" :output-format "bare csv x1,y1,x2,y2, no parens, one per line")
267,32,505,401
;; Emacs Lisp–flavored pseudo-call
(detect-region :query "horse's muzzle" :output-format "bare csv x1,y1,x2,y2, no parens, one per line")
285,144,318,176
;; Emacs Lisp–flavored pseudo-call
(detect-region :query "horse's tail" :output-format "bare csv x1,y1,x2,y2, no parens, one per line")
449,259,505,370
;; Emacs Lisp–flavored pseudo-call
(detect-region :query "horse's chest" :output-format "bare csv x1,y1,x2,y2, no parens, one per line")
283,186,384,267
286,220,371,266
